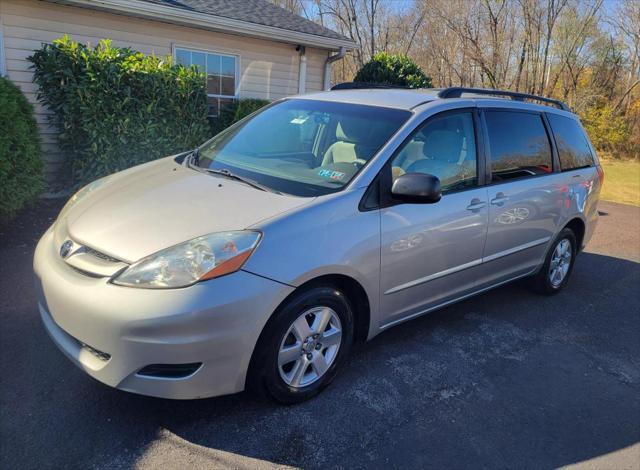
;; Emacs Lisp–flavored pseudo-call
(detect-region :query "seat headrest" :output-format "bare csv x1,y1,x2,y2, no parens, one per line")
336,118,371,144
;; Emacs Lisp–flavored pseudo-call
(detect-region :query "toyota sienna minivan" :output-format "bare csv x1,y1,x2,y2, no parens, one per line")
34,86,603,403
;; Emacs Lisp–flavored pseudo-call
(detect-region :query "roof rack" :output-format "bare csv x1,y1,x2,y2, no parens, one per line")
437,87,571,111
328,83,571,111
330,81,408,91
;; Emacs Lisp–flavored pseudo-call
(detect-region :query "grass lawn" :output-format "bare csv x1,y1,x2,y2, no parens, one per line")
599,159,640,206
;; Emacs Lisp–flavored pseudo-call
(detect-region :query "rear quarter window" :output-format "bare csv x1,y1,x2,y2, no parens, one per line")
547,113,595,171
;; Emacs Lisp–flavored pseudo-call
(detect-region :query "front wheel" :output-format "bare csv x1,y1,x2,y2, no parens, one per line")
529,228,577,295
249,286,354,404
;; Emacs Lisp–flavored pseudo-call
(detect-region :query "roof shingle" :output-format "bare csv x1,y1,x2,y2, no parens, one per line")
139,0,349,41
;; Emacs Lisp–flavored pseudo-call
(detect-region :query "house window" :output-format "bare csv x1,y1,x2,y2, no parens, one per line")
175,47,238,117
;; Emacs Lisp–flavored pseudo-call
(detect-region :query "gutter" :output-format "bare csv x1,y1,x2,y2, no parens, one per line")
47,0,356,51
323,47,346,90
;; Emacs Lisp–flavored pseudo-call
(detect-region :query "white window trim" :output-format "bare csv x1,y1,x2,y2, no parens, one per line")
0,16,6,77
172,45,240,116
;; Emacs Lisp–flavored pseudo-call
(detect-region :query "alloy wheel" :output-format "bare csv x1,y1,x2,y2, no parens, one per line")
278,306,342,388
548,239,572,287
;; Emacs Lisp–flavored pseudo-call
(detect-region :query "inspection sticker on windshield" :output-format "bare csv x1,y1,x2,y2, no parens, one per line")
318,169,346,181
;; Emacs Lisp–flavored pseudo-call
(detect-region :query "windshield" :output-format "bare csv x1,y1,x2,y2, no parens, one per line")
194,99,411,197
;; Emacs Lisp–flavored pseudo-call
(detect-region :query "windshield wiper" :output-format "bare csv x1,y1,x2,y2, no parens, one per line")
204,168,282,194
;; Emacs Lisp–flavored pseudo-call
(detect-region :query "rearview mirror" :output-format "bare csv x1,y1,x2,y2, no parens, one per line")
391,173,441,204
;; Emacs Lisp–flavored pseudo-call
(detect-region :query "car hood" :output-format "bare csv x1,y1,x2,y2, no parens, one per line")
59,157,310,263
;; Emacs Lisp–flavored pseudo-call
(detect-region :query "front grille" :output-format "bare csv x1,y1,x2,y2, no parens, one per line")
81,342,111,362
62,241,128,278
82,246,121,263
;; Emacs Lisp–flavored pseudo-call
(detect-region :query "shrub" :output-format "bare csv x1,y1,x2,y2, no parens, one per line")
354,53,432,88
28,36,211,188
580,98,639,159
580,100,630,153
0,77,43,221
211,98,271,134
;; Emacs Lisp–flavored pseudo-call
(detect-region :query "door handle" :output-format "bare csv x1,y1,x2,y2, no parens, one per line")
466,198,486,211
490,192,509,206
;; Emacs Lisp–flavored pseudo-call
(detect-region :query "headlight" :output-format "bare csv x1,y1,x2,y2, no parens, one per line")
112,231,261,289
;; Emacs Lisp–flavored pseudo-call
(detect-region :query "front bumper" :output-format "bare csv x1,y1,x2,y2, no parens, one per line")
33,226,294,399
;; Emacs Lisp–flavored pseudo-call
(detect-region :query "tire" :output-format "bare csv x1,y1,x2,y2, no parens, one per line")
529,227,577,295
248,286,354,404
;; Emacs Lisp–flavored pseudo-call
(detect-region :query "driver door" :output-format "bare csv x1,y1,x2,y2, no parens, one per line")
379,110,489,327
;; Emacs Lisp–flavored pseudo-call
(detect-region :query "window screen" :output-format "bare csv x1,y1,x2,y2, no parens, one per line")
547,114,594,171
485,111,553,181
175,48,237,117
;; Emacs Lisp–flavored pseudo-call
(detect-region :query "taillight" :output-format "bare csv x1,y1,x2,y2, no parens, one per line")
596,165,605,184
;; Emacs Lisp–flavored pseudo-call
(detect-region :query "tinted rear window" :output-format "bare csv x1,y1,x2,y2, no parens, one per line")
485,111,553,181
547,114,594,171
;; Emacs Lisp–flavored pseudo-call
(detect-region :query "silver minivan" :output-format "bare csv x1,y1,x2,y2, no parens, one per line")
34,86,603,403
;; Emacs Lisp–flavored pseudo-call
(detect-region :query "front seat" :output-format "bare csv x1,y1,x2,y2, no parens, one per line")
322,118,374,166
406,129,464,184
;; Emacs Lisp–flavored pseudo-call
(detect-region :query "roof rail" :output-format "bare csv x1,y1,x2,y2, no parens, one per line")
437,87,571,112
330,81,408,91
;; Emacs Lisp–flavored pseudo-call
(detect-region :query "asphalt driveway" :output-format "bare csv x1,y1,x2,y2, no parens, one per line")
1,200,639,469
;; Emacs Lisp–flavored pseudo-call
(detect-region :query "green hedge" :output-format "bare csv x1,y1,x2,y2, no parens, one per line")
0,77,43,221
28,36,211,188
211,98,271,134
355,52,432,88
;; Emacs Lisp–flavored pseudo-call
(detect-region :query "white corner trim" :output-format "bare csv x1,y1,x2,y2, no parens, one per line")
297,47,307,94
48,0,356,51
0,17,6,77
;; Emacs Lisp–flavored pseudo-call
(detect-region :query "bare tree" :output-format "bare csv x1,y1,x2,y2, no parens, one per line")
269,0,638,157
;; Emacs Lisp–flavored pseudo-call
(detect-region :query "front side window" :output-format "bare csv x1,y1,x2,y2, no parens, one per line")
547,114,595,171
194,99,411,197
175,47,237,117
485,111,553,181
390,112,478,192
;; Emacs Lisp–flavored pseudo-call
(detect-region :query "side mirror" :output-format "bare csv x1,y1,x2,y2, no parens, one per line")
391,173,442,204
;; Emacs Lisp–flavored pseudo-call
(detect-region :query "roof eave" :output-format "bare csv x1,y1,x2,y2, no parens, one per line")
46,0,356,51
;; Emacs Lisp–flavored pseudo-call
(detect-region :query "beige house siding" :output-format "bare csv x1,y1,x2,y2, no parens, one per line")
0,0,330,188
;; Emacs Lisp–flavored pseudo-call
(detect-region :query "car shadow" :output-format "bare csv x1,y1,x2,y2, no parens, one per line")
4,251,637,468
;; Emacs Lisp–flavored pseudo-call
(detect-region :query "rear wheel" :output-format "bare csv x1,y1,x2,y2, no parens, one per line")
249,286,354,404
529,228,577,295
